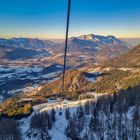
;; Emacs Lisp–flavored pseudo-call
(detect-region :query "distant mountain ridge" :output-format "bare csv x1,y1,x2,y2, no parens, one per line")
0,34,128,50
0,34,130,66
69,34,128,48
67,34,129,55
62,34,129,64
0,38,58,60
0,37,56,49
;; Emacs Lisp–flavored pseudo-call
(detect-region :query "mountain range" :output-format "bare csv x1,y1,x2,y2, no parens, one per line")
0,38,56,49
0,44,41,60
68,34,129,63
49,34,130,66
0,35,140,140
0,34,132,66
0,38,58,60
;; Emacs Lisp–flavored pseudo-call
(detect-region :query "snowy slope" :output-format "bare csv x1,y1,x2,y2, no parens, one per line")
18,92,138,140
19,98,93,140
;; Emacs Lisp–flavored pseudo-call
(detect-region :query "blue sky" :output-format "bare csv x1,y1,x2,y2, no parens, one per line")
0,0,140,39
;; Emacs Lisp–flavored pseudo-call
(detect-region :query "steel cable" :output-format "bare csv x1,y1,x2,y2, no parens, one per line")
62,0,71,93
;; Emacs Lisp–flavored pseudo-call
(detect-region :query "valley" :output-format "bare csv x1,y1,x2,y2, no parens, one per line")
0,35,140,140
0,64,66,101
0,34,133,101
0,0,140,139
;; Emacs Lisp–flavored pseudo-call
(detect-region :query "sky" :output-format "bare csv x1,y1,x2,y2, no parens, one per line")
0,0,140,39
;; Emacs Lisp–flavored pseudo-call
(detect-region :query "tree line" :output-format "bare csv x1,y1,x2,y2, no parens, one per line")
65,86,140,140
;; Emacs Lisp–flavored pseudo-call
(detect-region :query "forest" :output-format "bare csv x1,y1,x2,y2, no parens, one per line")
0,85,139,140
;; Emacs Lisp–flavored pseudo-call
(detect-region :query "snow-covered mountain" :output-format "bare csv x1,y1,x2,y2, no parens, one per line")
0,38,56,49
0,37,58,61
68,34,128,50
58,34,129,65
0,35,130,66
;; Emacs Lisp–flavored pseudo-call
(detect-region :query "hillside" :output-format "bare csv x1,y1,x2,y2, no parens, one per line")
1,67,140,117
0,67,140,140
110,44,140,67
0,69,91,117
23,70,92,98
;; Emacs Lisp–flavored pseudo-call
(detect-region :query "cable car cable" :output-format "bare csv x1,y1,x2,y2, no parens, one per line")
62,0,71,94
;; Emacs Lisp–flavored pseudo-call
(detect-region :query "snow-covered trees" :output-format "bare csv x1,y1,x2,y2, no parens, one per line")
64,86,140,140
132,106,140,140
51,109,56,123
0,118,21,140
65,116,81,140
65,108,70,120
23,86,140,140
29,110,56,140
